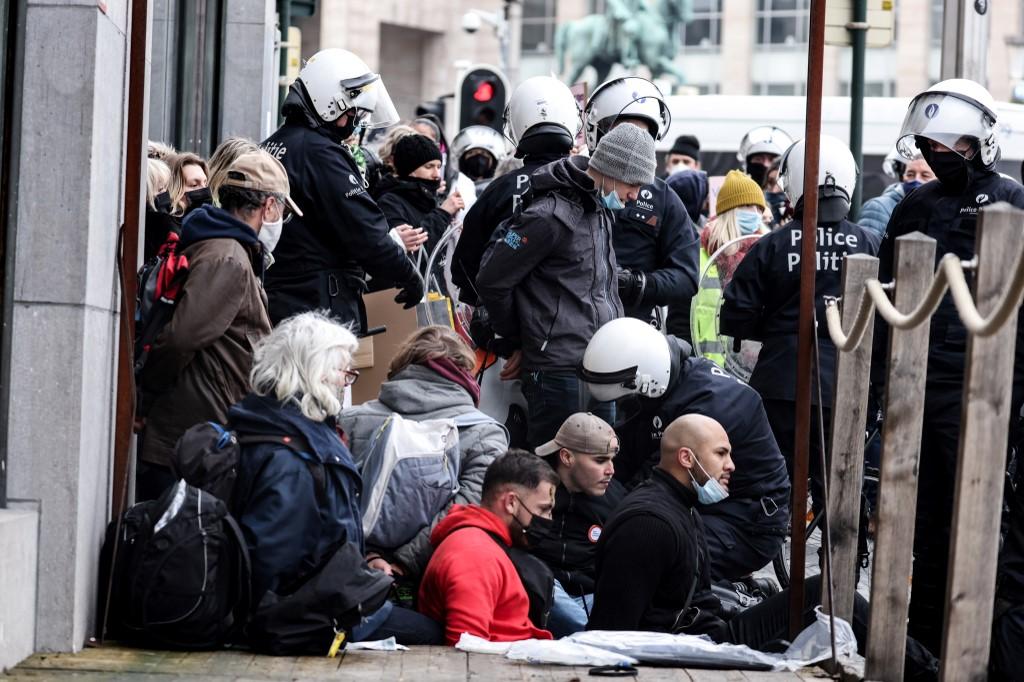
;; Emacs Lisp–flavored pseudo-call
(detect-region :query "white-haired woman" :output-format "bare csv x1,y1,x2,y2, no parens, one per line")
228,311,442,645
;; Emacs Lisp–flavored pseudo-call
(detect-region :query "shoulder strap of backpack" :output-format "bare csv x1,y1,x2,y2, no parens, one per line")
221,513,253,625
237,434,327,507
452,410,510,441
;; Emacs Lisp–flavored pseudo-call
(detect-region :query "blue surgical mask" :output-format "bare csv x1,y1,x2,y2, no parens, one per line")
901,180,922,195
601,179,625,210
690,457,729,505
737,211,763,235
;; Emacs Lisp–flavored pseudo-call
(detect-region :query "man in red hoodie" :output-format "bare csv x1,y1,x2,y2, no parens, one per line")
419,450,558,645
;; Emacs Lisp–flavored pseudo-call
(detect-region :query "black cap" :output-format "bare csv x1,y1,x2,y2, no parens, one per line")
394,134,442,177
669,134,700,161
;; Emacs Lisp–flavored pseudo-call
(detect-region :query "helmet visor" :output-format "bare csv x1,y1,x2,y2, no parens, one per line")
896,92,994,161
347,77,400,130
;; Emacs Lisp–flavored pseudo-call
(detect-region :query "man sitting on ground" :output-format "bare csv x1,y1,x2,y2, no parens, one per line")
588,414,937,678
530,412,625,637
419,450,558,645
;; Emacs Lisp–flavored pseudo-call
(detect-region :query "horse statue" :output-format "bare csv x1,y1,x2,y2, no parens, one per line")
554,0,693,88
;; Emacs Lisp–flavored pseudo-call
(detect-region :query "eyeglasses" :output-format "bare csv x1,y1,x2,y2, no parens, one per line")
275,196,294,224
343,369,360,386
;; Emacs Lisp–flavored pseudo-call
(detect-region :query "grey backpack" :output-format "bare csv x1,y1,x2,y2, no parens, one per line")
359,410,502,549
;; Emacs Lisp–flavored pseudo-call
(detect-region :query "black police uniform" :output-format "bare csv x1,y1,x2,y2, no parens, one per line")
616,337,792,581
452,152,566,305
720,213,879,513
874,168,1024,655
612,178,700,323
260,86,419,331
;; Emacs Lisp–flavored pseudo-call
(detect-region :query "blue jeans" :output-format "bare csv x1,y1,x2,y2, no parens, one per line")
521,370,616,449
548,580,593,638
352,601,443,645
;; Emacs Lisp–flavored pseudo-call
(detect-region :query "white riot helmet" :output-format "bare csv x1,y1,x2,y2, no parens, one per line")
737,126,794,164
503,76,582,152
896,78,999,167
778,134,859,211
451,126,508,177
297,49,399,128
580,318,673,402
584,77,671,153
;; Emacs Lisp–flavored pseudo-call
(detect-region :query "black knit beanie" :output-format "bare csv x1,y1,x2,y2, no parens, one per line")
670,134,700,161
394,134,442,177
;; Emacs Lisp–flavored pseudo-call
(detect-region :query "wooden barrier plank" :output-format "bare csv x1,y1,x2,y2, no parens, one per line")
864,232,936,681
940,203,1024,680
823,253,879,622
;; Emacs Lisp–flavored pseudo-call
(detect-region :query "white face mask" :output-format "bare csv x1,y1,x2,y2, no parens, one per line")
258,214,284,254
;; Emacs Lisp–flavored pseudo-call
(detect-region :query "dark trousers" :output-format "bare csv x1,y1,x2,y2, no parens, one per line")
703,511,787,581
726,575,937,680
360,604,443,645
136,459,178,503
521,370,615,449
762,399,829,516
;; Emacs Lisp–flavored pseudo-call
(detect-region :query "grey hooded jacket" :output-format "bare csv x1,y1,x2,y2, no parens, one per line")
338,364,509,577
475,156,624,371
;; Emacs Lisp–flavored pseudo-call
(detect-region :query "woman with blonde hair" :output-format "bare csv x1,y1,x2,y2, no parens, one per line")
690,170,768,367
207,137,259,203
229,311,443,644
167,152,210,218
340,324,508,579
144,157,175,260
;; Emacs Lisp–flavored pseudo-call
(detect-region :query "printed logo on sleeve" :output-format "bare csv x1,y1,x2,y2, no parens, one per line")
504,231,528,250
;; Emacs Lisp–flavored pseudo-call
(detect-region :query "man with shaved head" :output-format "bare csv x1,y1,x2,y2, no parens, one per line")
587,415,939,677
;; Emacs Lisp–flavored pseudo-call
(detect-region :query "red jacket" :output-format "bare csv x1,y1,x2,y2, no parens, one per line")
418,504,553,645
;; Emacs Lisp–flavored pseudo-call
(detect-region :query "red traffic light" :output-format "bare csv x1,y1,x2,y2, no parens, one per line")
473,81,495,103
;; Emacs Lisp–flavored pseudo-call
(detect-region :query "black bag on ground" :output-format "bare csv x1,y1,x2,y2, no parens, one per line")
245,541,393,655
99,480,251,649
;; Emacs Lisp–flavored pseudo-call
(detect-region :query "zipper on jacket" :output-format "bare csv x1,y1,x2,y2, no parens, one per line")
541,294,562,352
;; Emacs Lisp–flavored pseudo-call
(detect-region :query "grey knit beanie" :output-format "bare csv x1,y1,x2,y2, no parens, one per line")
588,123,657,186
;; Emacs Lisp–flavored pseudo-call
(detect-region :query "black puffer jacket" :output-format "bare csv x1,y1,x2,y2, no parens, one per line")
528,480,626,597
375,175,454,265
475,156,624,371
259,83,417,329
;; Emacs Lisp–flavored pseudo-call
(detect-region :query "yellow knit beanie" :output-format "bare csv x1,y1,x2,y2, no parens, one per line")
716,169,767,215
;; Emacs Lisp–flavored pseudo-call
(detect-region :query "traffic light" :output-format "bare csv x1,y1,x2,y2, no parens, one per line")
456,66,508,135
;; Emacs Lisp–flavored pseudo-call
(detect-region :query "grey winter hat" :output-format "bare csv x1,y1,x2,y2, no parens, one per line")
588,123,657,186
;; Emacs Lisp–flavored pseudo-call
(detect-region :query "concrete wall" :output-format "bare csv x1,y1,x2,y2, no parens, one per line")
220,0,278,141
4,0,128,653
0,509,39,670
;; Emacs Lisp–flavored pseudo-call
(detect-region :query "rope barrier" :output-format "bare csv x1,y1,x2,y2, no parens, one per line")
825,243,1024,351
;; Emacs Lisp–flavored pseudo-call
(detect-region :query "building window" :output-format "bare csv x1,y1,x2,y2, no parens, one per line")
681,0,722,50
753,81,806,96
839,81,896,97
756,0,810,47
522,0,558,54
930,0,943,46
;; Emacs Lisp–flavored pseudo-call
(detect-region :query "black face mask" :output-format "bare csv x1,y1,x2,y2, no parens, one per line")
184,187,212,215
513,496,553,548
154,190,172,214
460,154,496,181
927,151,970,194
747,161,772,187
413,177,442,195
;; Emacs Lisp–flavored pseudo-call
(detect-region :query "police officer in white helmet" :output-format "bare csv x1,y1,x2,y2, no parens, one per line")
720,135,879,531
878,78,1024,660
450,125,509,190
260,49,424,331
737,126,794,226
584,77,700,329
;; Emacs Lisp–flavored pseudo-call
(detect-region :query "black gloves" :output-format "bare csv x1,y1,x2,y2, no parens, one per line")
617,268,647,308
394,276,425,310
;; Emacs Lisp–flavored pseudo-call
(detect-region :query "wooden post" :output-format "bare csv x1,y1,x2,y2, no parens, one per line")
865,232,936,681
823,254,878,623
940,203,1024,680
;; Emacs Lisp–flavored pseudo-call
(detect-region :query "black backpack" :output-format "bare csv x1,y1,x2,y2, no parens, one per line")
246,541,394,655
170,422,324,514
99,481,251,649
483,531,554,628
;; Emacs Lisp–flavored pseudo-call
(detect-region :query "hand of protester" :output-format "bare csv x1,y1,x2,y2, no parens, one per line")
617,268,645,307
389,562,406,577
500,350,523,380
441,190,465,216
367,557,393,576
395,224,428,252
437,179,447,195
133,417,146,432
394,276,425,310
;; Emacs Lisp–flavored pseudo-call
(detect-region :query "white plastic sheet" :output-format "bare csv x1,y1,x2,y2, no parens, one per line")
454,633,514,655
346,637,408,651
505,639,637,667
